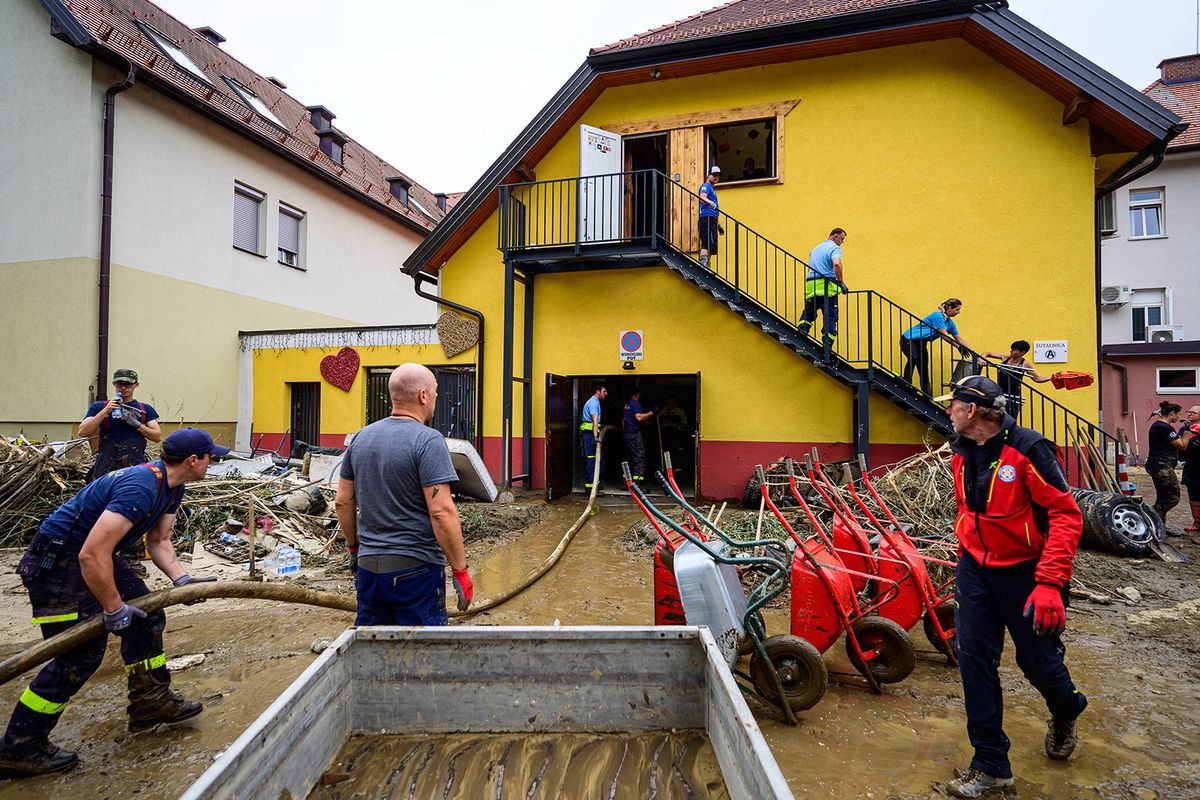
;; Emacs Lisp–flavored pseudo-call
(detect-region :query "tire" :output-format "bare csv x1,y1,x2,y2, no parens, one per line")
749,634,828,712
845,615,916,684
1072,489,1163,557
743,473,764,509
923,600,956,655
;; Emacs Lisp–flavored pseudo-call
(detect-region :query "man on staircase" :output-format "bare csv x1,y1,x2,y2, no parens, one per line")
798,228,847,348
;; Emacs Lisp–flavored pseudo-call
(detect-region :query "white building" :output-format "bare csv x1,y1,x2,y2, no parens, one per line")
1,0,446,444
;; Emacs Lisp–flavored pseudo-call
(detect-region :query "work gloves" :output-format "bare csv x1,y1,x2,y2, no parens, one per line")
103,603,147,634
173,573,217,605
1189,424,1200,436
120,410,143,430
452,567,474,611
1023,583,1066,636
347,546,358,575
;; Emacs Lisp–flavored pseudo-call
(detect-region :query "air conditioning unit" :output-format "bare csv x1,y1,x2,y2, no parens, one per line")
1147,324,1185,344
1099,285,1132,306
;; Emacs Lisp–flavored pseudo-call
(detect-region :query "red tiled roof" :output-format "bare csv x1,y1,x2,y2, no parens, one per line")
592,0,935,54
1144,79,1200,149
60,0,441,231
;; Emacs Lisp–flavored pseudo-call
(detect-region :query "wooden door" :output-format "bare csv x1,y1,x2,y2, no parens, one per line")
544,373,573,500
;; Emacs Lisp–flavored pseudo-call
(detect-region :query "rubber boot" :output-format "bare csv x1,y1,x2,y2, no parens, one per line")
126,667,202,732
0,704,78,778
1187,502,1200,532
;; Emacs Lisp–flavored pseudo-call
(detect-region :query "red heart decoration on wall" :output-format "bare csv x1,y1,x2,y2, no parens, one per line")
319,347,360,391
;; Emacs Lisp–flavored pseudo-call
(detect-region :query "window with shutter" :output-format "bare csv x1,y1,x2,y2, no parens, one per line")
278,203,304,269
1099,192,1116,236
233,184,264,254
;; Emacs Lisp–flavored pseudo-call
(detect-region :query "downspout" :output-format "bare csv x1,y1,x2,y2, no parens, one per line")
413,273,485,453
97,61,137,401
1100,356,1128,416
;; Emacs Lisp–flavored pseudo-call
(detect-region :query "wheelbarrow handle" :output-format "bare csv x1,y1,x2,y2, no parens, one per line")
785,458,796,478
755,464,767,485
662,450,672,471
804,454,815,474
621,461,633,483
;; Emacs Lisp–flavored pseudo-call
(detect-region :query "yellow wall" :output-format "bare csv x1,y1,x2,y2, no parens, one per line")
251,344,474,435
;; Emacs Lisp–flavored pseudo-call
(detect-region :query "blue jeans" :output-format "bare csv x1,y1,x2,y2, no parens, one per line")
956,551,1086,778
355,561,448,626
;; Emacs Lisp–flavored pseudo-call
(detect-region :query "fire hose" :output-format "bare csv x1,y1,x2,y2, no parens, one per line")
0,432,613,683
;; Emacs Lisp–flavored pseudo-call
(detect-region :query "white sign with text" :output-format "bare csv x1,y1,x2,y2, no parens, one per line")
619,330,644,361
1033,340,1068,363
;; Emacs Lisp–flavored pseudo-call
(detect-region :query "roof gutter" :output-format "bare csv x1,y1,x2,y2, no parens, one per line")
96,60,137,402
413,274,485,453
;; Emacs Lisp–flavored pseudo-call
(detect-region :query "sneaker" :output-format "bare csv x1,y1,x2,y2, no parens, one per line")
0,743,78,778
1045,716,1078,760
698,255,710,269
947,768,1014,798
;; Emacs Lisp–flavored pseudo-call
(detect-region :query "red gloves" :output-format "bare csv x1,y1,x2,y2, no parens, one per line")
347,546,358,575
452,567,474,611
1024,583,1066,635
1189,423,1200,436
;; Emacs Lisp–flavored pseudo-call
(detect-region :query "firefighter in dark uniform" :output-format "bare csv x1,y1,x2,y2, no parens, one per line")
79,368,163,480
622,389,654,483
0,429,225,778
936,376,1087,798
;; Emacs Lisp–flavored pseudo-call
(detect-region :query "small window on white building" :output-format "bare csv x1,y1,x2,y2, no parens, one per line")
223,77,284,128
1128,188,1164,238
1157,367,1199,394
278,203,305,269
139,23,210,84
1099,192,1117,236
233,183,265,255
1132,305,1163,342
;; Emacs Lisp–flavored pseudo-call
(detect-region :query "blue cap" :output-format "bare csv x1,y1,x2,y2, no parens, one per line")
162,428,230,458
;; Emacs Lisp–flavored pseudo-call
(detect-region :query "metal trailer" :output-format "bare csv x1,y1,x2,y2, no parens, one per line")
180,626,793,800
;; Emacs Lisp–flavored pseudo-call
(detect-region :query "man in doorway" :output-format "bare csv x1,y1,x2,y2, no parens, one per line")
622,390,655,483
697,167,723,270
79,369,163,480
798,228,847,347
0,428,224,778
336,364,473,626
581,384,607,491
936,376,1087,798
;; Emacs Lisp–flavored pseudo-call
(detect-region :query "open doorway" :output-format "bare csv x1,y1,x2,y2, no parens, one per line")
624,133,668,241
545,372,699,499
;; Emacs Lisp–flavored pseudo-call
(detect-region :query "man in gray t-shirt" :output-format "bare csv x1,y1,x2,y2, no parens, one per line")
335,364,473,625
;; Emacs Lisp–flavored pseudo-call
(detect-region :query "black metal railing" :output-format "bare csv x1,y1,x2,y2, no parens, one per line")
498,169,1118,488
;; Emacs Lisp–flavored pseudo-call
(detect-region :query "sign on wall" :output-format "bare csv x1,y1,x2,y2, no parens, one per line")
1033,340,1068,363
619,330,644,361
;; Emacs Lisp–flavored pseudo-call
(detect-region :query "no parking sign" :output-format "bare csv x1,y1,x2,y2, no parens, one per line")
619,329,644,361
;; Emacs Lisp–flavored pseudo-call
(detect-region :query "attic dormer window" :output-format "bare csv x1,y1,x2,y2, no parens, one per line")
386,177,411,206
306,105,336,131
138,22,210,84
223,77,283,128
318,129,348,165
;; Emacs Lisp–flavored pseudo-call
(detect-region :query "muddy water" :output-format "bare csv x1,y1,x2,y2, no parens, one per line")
1,498,1197,799
308,731,727,800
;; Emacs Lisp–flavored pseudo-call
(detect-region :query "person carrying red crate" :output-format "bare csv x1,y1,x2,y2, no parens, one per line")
936,376,1087,799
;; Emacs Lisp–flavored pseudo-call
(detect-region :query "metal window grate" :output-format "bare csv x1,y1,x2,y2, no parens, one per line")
366,366,475,441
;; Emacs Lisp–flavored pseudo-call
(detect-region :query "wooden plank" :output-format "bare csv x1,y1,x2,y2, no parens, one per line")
601,99,801,137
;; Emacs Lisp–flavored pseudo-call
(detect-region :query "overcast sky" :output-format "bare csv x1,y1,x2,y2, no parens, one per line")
154,0,1199,192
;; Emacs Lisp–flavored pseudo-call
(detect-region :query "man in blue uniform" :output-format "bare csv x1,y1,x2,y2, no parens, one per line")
79,368,163,480
622,390,655,483
581,384,607,491
798,228,847,345
697,167,722,270
0,429,225,778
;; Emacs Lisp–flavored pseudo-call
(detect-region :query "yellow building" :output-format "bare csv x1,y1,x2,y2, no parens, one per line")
255,2,1184,500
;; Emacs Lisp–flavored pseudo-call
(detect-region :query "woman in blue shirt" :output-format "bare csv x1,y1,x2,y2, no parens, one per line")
899,298,973,396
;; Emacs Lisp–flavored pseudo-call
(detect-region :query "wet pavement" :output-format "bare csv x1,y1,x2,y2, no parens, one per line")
0,497,1197,798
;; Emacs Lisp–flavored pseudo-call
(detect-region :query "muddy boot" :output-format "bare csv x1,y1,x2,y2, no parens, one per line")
1186,502,1200,532
126,667,202,732
947,768,1014,798
1045,716,1078,760
0,703,78,778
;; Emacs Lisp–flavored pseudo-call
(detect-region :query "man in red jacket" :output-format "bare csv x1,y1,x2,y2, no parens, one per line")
938,376,1087,799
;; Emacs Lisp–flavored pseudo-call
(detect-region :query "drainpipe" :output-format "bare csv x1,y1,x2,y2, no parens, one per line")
97,61,137,401
413,273,485,452
1100,356,1128,416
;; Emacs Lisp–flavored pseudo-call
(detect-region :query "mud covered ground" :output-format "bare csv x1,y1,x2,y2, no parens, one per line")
0,487,1197,799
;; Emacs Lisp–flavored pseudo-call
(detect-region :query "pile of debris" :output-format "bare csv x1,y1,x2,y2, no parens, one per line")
0,437,91,547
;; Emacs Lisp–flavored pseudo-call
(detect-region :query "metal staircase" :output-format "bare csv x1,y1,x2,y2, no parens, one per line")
497,169,1117,487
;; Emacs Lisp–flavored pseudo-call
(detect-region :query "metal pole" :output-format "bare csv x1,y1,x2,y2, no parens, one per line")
522,272,534,487
501,259,515,488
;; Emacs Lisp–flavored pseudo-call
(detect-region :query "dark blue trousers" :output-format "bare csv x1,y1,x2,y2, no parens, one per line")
955,551,1086,778
355,561,448,626
582,429,601,487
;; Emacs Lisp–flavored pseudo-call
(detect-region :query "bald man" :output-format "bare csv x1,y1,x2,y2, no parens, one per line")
335,364,473,625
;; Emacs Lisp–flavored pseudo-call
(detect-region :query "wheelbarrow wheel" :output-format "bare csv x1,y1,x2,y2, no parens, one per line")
750,634,828,712
923,600,956,655
845,616,916,684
